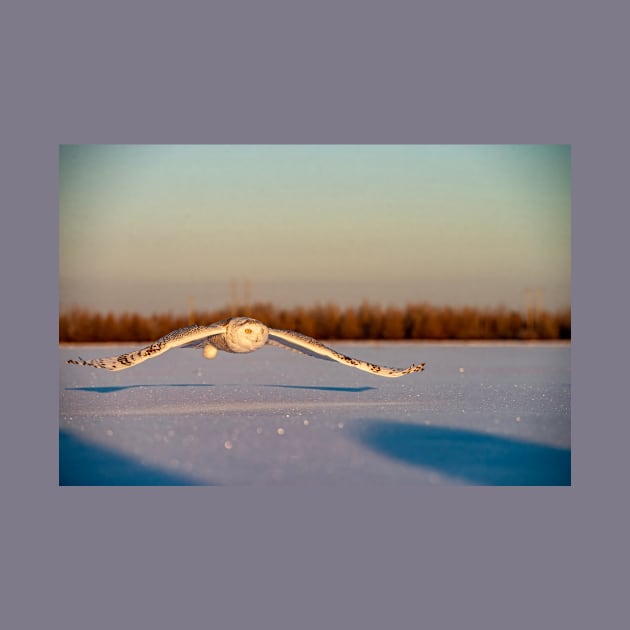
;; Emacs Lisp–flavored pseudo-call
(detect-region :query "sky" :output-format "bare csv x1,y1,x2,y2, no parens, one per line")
59,145,571,315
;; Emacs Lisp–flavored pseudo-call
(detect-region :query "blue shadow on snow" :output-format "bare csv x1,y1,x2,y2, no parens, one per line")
351,420,570,486
263,384,376,393
59,429,211,486
66,384,215,393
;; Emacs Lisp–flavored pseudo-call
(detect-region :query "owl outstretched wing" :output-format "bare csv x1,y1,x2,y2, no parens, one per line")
267,328,425,378
67,323,228,371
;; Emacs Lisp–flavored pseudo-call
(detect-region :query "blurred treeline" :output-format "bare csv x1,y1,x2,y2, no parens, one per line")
59,302,571,342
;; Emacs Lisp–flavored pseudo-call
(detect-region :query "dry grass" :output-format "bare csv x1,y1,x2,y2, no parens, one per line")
59,302,571,342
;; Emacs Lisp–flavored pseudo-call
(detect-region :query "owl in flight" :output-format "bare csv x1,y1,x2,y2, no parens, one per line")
67,316,425,378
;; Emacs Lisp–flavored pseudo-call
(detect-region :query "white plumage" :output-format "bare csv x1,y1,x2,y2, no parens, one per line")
67,316,426,378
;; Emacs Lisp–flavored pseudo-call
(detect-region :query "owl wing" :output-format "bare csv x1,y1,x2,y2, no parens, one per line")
67,323,228,371
266,328,425,378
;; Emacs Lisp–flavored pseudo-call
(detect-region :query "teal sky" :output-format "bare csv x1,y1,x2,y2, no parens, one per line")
59,145,571,315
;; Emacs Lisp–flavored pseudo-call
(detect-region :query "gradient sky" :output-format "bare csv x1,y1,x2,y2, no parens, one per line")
59,145,571,315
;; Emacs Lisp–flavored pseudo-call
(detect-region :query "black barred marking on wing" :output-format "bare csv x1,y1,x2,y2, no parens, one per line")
67,357,88,366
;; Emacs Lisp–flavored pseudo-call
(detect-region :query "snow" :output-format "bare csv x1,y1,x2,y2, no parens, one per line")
59,341,570,485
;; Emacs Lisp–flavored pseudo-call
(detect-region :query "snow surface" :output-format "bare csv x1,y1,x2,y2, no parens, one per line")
59,342,570,485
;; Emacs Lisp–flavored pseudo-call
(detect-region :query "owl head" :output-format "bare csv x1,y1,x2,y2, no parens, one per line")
225,317,269,353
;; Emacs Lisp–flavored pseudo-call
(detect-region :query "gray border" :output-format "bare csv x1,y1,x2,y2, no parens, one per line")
3,2,626,628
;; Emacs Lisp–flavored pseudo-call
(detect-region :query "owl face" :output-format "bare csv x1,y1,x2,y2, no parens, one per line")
225,317,269,353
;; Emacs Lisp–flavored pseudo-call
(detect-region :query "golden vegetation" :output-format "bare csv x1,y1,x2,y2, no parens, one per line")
59,302,571,342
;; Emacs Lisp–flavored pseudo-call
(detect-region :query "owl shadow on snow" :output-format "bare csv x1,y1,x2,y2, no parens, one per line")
65,384,216,393
67,384,376,394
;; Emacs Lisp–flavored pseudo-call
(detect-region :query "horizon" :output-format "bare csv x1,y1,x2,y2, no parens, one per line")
59,145,571,316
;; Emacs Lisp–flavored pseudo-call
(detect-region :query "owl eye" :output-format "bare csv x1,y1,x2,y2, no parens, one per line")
245,328,252,334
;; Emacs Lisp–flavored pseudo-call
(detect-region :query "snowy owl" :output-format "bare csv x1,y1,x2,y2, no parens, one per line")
67,316,425,378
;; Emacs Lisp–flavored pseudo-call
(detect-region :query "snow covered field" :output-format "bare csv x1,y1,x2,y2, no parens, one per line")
59,341,570,486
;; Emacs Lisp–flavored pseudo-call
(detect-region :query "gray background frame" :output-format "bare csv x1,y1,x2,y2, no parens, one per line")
3,1,627,628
